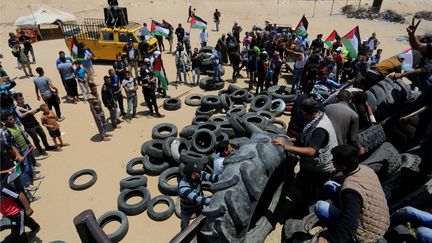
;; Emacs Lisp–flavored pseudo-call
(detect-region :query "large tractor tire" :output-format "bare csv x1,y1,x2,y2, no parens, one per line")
200,123,291,242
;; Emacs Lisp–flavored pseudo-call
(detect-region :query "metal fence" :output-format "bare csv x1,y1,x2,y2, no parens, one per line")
61,18,106,40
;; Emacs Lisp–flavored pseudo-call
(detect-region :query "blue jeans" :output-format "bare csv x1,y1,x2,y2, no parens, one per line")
213,63,220,82
292,68,304,90
126,94,137,118
391,206,432,242
20,148,34,187
177,64,187,82
180,209,201,231
314,181,342,224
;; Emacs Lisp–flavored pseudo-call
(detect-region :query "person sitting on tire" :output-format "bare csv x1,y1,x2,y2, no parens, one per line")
178,162,219,231
313,144,390,243
213,140,233,175
272,98,338,216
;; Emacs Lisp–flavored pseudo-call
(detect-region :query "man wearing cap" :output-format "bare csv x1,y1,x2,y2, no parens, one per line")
333,47,344,83
362,54,404,90
272,98,338,214
178,162,219,230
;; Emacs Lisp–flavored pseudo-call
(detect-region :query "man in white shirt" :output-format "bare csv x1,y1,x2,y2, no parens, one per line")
121,72,138,121
213,140,233,175
199,29,209,47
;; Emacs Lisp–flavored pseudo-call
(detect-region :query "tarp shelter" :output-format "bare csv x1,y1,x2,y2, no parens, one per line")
15,6,78,41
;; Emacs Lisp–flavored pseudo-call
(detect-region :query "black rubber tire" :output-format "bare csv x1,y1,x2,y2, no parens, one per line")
192,115,210,125
366,90,377,112
185,94,203,106
377,79,395,105
243,114,268,129
226,106,246,117
180,124,198,138
147,195,175,221
69,169,97,191
180,150,209,166
143,154,170,176
361,142,402,177
216,132,229,144
191,128,217,154
97,210,129,242
117,186,151,216
141,140,152,156
268,85,296,103
269,99,286,116
227,84,241,94
220,93,233,111
370,85,387,120
199,46,214,53
200,129,290,242
246,92,255,103
219,122,236,138
271,119,287,131
257,90,273,100
282,212,320,242
228,114,247,136
256,110,275,122
201,95,222,110
120,175,148,191
158,167,180,196
206,66,226,77
145,139,165,159
199,77,225,91
250,95,272,112
151,123,178,139
163,137,176,160
163,97,181,111
356,125,386,153
230,89,249,104
197,122,221,137
195,106,215,117
171,138,192,164
209,116,229,124
126,157,146,176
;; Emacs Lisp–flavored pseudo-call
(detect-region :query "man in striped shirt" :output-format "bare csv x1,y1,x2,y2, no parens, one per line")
178,162,218,230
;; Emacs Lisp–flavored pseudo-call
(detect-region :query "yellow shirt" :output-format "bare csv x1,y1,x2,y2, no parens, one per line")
373,56,402,76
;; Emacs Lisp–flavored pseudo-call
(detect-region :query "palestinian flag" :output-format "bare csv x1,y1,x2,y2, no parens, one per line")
341,26,361,59
151,20,170,37
400,48,414,71
69,36,84,61
191,15,207,29
295,15,308,37
324,30,341,47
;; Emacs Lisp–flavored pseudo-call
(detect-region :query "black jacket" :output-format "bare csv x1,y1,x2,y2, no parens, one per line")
101,84,116,109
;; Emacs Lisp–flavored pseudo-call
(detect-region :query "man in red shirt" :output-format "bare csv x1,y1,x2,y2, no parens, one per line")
1,183,40,242
333,47,344,83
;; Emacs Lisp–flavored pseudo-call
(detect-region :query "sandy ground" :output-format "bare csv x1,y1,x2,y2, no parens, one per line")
1,0,432,242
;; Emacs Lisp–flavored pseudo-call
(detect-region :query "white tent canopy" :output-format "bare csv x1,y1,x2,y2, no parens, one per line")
15,6,77,26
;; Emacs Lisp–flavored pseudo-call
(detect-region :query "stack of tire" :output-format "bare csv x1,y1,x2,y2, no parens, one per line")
198,46,226,91
366,78,414,122
366,78,421,151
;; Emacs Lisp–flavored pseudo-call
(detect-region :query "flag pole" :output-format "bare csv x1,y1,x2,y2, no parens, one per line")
312,0,317,18
330,0,335,16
